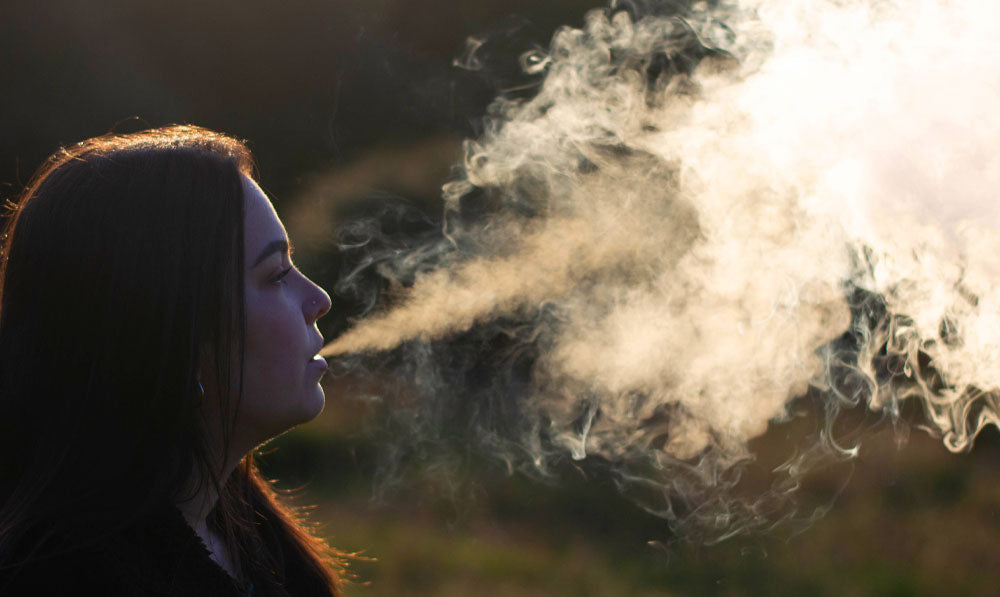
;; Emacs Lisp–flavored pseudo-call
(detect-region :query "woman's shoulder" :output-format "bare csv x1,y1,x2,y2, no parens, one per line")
0,505,245,597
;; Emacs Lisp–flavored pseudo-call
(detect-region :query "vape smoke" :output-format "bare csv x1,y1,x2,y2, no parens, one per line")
324,0,1000,537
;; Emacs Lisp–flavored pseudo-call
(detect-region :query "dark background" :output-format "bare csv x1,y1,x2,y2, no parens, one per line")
3,1,998,594
1,0,589,200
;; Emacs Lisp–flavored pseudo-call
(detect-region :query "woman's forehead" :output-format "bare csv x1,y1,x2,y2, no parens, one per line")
242,176,287,257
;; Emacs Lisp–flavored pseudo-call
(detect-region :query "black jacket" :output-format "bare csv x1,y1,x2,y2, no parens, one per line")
0,505,304,596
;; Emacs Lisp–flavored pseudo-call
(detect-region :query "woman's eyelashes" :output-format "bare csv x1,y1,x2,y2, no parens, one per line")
271,265,293,285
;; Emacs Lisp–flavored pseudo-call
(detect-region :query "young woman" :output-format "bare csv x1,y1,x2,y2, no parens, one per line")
0,126,346,596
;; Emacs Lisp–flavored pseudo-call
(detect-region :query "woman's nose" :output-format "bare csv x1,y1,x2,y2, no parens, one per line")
305,280,332,323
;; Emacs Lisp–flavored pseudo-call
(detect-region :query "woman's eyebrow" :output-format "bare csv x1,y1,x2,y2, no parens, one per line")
252,239,291,267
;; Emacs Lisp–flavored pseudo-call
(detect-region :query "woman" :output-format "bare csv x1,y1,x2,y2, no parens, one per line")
0,126,346,595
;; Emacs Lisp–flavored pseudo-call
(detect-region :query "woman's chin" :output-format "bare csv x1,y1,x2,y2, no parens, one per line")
240,387,327,446
280,387,326,431
301,386,326,422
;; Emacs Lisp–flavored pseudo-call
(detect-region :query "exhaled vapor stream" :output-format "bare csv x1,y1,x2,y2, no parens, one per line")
323,0,1000,537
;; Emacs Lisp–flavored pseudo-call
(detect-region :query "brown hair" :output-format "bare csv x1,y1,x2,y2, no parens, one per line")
0,125,345,595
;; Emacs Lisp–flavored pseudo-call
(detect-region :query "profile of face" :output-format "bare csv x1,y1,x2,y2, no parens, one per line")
235,176,332,449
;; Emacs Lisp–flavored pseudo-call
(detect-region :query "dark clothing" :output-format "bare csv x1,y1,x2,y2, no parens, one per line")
0,506,275,596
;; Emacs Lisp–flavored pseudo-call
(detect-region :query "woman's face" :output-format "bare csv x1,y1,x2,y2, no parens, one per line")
237,176,332,447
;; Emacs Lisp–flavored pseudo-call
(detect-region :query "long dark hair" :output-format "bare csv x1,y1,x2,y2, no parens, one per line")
0,126,344,595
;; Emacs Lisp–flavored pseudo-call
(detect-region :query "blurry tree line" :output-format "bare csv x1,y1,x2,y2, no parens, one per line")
1,0,596,200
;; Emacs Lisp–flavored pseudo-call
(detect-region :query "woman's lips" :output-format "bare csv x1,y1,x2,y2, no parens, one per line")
307,354,328,373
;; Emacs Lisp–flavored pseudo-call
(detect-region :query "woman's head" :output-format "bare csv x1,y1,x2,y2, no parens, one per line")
0,125,330,551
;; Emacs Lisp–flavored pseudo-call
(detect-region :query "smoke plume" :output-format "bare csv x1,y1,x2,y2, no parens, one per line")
324,0,1000,537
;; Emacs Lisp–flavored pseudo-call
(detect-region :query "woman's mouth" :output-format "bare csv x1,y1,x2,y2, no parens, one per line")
307,353,328,371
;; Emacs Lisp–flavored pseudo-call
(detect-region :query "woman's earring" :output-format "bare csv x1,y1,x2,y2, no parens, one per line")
196,380,205,405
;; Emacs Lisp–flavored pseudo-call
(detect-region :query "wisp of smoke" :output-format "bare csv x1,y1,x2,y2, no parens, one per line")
323,0,1000,538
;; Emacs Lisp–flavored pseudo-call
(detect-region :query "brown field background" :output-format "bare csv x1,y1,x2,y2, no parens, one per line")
264,375,1000,596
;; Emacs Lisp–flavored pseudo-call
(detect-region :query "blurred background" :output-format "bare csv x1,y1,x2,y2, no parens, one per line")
2,1,997,594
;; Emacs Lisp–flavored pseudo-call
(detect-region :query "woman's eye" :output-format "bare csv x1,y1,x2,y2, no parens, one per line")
272,266,293,285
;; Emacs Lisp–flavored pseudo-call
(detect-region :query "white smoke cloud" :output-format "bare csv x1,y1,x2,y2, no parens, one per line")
325,0,1000,535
